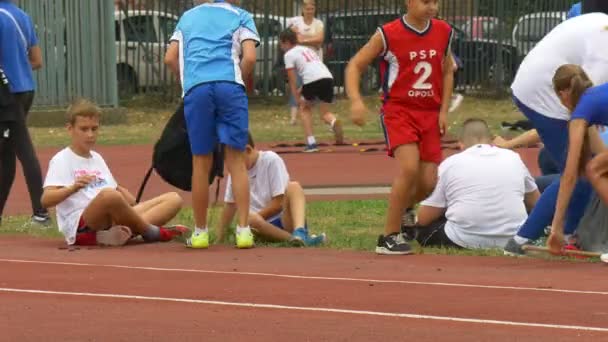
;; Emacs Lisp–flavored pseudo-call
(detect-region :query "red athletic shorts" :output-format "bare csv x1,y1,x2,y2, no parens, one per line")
380,103,441,164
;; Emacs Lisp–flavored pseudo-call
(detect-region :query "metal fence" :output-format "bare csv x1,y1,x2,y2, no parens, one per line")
17,0,118,108
23,0,582,105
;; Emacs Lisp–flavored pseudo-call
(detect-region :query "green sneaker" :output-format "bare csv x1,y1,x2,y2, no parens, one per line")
186,231,209,249
236,228,254,249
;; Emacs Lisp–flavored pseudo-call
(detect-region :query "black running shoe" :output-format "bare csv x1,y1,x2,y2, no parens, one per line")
376,233,413,255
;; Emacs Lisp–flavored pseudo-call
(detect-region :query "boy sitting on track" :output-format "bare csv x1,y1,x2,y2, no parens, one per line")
41,99,188,247
217,133,326,246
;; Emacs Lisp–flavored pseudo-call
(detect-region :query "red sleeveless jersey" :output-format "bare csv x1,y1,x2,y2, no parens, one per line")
379,17,453,111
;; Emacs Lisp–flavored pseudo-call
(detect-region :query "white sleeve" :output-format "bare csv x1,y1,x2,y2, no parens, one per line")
313,19,324,33
420,167,448,208
284,50,297,70
520,159,538,193
43,155,73,188
224,175,235,203
583,31,608,85
96,154,118,188
267,154,290,197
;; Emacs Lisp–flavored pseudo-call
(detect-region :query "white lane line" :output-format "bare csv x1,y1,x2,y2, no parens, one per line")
1,287,607,332
0,258,606,296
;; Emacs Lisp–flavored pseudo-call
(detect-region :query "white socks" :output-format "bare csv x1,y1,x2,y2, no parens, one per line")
306,136,316,145
236,225,250,234
194,227,208,236
513,235,529,245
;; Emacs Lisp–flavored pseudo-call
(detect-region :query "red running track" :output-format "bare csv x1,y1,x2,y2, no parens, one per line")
3,144,541,216
0,237,606,341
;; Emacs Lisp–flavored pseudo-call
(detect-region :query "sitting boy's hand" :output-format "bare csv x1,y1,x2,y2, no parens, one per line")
71,175,95,192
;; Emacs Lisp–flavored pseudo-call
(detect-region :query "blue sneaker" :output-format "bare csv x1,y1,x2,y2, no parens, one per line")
305,233,327,246
292,227,309,244
292,227,326,247
303,144,319,153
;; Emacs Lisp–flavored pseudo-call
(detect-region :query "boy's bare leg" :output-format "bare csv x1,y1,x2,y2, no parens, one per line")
586,152,608,205
300,103,315,139
281,181,306,233
192,154,213,229
81,188,151,235
319,102,337,125
413,162,438,202
224,146,249,228
134,192,183,227
319,102,343,144
385,144,420,235
249,212,292,242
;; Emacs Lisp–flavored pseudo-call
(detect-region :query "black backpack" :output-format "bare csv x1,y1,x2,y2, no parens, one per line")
0,68,16,117
136,102,225,202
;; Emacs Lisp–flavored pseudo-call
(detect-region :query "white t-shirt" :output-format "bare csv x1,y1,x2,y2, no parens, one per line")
421,145,538,249
43,148,118,245
284,45,333,85
511,13,608,120
286,16,324,60
224,151,290,221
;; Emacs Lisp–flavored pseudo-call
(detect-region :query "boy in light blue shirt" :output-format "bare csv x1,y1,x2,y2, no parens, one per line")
165,0,259,249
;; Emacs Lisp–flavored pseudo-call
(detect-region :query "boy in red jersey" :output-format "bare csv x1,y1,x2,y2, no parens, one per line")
345,0,454,255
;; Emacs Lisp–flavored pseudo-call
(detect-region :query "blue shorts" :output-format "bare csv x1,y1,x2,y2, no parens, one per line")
184,82,249,155
268,215,284,230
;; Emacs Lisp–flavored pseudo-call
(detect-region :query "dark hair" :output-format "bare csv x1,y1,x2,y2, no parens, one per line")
279,29,298,45
553,64,593,108
247,131,255,148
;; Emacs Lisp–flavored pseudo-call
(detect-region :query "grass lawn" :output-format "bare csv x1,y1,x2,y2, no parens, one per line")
29,94,526,149
13,94,577,260
1,199,596,262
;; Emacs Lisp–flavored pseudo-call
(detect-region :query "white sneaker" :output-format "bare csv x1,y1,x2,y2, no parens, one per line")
449,94,464,113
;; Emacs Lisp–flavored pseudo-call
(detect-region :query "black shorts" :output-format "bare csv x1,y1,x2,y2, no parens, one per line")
415,216,462,249
301,78,334,103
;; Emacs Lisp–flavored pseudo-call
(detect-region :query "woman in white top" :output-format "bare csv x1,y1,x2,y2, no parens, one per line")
286,0,325,125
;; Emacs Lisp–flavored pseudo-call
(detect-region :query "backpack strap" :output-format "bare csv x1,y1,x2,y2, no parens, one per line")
136,166,154,204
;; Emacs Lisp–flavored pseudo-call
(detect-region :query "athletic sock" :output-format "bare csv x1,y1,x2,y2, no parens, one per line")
513,235,529,245
142,224,161,242
194,226,208,236
306,136,316,146
236,225,250,234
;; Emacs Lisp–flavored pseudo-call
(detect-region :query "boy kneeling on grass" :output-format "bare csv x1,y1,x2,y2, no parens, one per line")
217,133,326,246
41,99,189,246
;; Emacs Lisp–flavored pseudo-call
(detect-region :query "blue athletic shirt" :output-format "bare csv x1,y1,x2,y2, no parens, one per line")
567,2,582,20
0,1,38,93
171,0,259,96
571,83,608,125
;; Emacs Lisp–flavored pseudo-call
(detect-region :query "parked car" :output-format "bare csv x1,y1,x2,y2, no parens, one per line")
324,9,518,91
324,8,403,92
252,14,287,93
114,10,178,98
114,10,286,97
512,11,567,58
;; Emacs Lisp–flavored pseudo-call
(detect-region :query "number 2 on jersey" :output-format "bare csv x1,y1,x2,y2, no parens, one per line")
413,61,432,90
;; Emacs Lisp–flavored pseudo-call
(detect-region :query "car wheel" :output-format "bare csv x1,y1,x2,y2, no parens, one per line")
487,60,513,88
117,65,137,99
